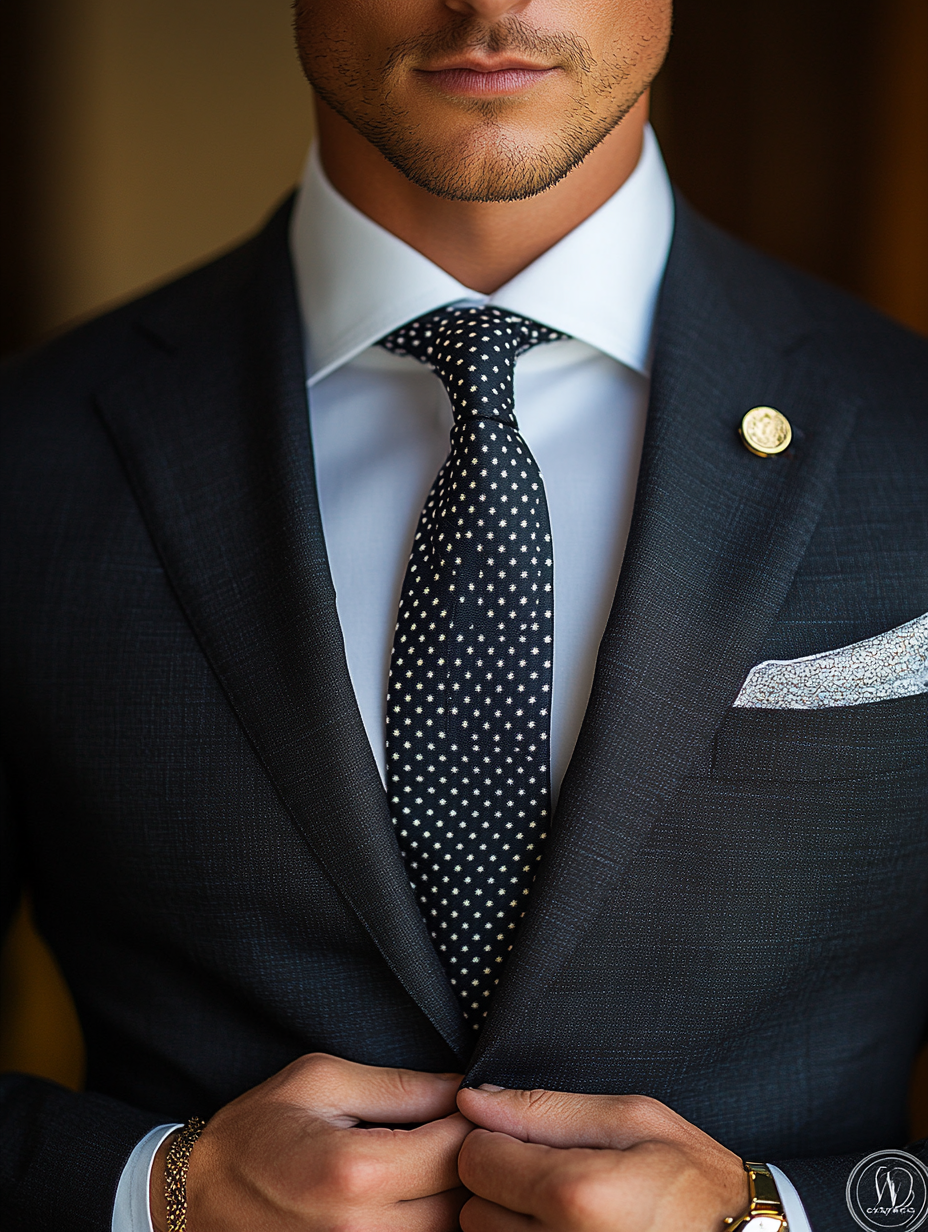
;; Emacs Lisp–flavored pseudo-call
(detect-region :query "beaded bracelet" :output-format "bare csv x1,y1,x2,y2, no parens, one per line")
164,1117,206,1232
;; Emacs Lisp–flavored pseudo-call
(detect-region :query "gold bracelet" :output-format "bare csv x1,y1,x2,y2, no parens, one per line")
164,1117,206,1232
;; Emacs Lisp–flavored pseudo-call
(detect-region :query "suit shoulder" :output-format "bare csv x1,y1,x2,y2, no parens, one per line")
1,195,294,418
676,201,928,399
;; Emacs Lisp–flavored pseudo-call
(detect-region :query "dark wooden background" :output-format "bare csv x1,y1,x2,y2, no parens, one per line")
653,0,927,335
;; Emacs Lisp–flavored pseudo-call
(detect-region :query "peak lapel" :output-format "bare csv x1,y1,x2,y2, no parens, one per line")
94,204,467,1057
467,202,861,1079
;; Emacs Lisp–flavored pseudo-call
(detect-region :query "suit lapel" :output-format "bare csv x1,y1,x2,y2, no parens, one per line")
467,202,861,1079
95,203,468,1058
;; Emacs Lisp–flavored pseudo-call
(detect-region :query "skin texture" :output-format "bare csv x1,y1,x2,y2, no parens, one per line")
456,1086,750,1232
294,0,671,290
148,3,750,1227
149,1054,471,1232
150,1064,749,1232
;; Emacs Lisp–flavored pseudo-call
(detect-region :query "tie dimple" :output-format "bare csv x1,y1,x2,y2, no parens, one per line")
380,305,567,1032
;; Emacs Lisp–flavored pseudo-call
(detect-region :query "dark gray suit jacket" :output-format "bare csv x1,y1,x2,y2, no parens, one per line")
2,196,927,1230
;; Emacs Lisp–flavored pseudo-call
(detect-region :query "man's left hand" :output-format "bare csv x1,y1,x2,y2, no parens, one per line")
455,1086,749,1232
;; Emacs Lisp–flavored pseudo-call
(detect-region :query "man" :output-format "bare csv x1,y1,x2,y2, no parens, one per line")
2,0,926,1229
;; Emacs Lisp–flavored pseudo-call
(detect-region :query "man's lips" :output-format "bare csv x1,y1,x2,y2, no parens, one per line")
415,65,558,95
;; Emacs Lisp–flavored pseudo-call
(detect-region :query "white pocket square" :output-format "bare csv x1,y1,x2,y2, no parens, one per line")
733,612,928,709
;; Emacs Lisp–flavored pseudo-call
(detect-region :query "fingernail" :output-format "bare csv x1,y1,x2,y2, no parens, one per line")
478,1083,505,1092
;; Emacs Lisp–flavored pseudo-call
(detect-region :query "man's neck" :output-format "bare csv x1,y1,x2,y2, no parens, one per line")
314,94,649,295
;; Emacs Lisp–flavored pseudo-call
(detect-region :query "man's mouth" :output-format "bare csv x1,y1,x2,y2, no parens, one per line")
415,59,559,96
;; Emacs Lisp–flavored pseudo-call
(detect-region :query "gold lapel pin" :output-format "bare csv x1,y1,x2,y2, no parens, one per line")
739,406,792,457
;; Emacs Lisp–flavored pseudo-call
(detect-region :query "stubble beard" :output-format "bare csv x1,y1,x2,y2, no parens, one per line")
296,15,645,203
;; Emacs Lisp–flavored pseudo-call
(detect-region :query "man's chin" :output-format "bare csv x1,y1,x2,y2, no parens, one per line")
373,127,590,203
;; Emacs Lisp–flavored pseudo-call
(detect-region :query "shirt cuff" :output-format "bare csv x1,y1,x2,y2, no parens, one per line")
769,1162,814,1232
112,1122,182,1232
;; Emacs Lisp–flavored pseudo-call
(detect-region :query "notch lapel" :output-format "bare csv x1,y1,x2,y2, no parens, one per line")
95,204,467,1058
467,203,861,1080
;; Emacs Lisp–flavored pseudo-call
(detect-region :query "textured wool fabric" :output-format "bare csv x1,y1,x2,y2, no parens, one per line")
380,307,566,1028
2,198,927,1232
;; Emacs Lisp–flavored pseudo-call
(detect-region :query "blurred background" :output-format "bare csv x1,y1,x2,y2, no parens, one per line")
2,0,927,1131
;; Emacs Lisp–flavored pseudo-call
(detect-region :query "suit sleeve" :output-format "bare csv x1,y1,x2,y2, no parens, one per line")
0,767,163,1231
771,1141,928,1232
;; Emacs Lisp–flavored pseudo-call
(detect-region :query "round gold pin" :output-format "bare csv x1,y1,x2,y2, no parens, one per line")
739,406,792,457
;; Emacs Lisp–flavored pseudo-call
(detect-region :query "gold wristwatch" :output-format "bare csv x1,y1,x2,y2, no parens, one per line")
723,1162,789,1232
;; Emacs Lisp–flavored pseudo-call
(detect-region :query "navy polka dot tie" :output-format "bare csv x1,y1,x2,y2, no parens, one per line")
380,305,568,1032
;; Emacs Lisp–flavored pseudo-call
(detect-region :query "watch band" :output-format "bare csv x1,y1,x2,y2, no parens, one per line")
723,1161,789,1232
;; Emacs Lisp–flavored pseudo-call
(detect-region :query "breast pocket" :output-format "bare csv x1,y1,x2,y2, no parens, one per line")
706,692,927,781
675,693,928,931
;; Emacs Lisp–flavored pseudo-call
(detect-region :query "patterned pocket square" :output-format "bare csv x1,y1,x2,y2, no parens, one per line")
733,612,928,709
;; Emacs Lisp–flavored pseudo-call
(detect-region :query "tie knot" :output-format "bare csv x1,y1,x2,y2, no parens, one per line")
379,305,567,426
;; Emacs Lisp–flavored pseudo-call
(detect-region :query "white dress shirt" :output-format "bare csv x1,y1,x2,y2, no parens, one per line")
113,126,811,1232
299,126,669,797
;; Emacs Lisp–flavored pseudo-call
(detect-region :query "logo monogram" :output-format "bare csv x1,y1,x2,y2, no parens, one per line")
875,1168,916,1212
846,1152,928,1232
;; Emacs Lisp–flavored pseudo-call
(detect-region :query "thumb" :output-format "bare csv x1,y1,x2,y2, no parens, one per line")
283,1053,463,1125
457,1085,662,1149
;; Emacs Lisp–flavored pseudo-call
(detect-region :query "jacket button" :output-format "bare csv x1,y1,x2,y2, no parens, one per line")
739,406,793,456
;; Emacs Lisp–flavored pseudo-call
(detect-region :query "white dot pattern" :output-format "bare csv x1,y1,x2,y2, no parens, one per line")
380,306,567,1032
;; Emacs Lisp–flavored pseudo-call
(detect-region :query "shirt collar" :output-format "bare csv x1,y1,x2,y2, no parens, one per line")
290,124,674,386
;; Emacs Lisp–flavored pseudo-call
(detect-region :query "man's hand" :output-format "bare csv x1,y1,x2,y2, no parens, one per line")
150,1053,471,1232
455,1086,749,1232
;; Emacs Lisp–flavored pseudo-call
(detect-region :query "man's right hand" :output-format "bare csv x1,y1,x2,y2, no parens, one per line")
150,1052,471,1232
